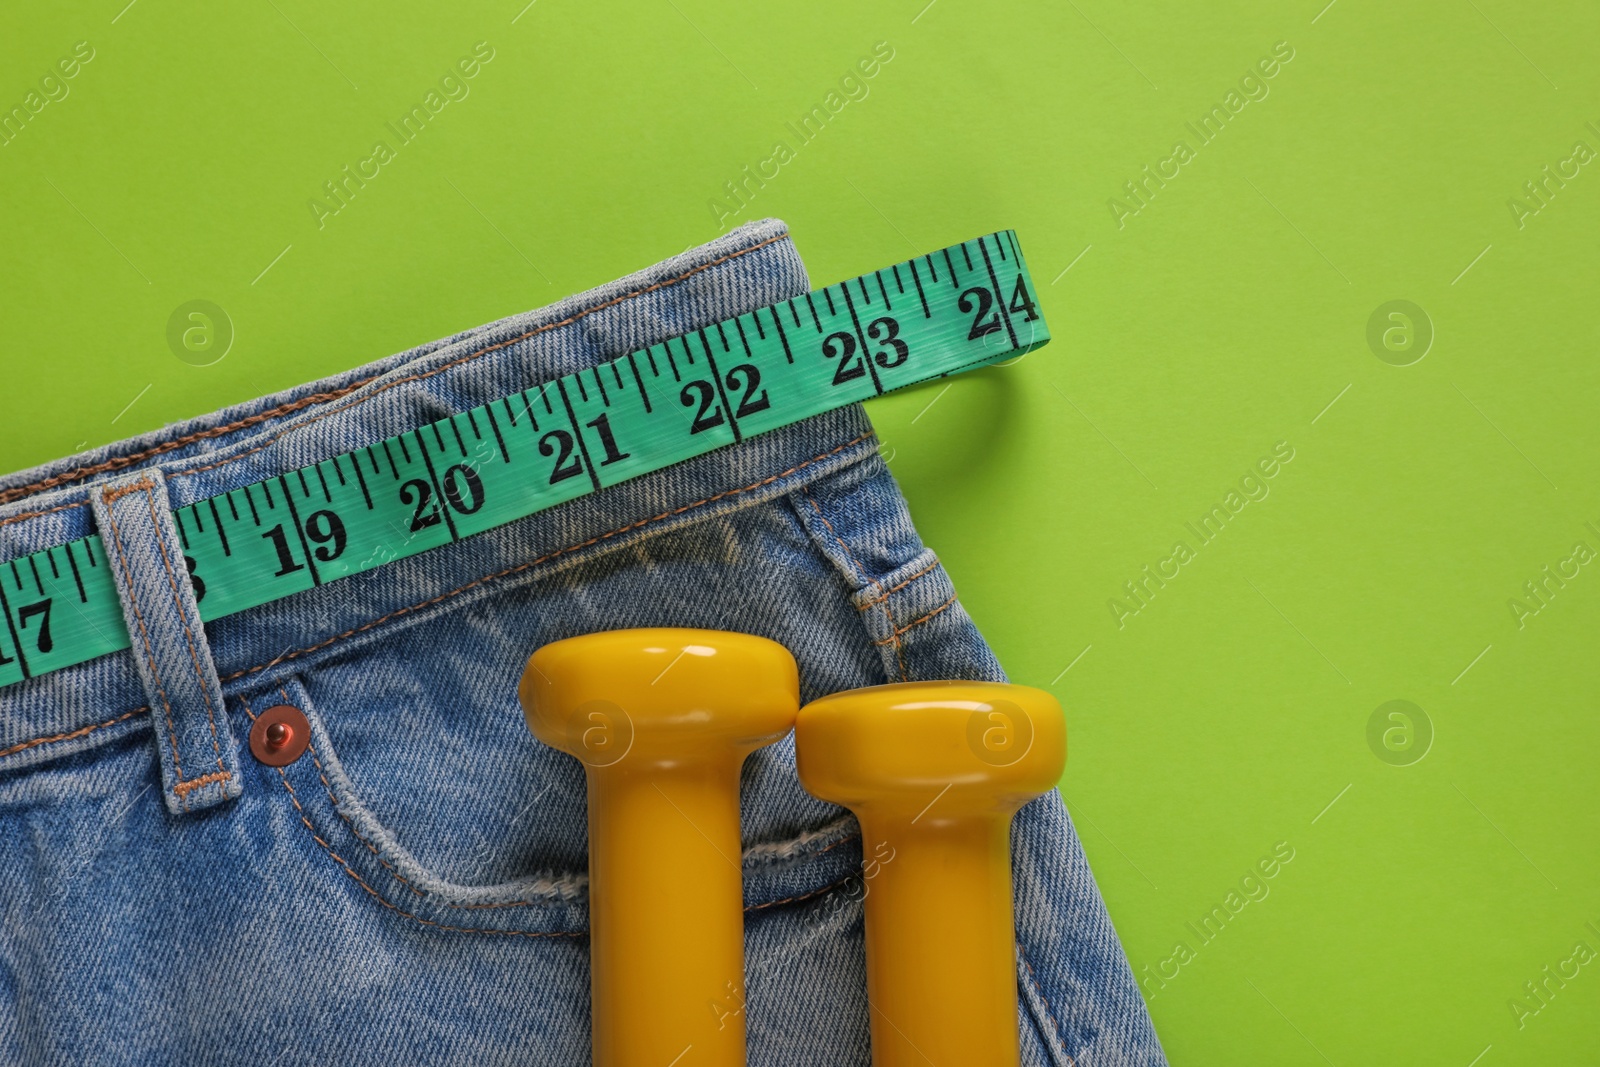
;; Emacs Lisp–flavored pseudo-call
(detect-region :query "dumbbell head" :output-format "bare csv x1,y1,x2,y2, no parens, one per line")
519,627,799,767
517,628,799,1067
796,680,1065,816
795,680,1065,1067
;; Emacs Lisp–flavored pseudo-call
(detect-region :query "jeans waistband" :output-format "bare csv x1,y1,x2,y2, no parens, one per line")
0,218,881,783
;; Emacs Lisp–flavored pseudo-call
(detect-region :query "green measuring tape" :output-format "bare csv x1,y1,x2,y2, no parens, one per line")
0,231,1048,690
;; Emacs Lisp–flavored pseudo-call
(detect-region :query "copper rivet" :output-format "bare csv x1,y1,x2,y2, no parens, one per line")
250,704,311,766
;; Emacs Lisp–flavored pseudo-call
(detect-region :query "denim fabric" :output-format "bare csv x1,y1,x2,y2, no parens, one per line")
0,219,1167,1066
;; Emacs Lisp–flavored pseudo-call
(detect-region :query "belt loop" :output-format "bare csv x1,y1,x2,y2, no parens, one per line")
91,470,242,815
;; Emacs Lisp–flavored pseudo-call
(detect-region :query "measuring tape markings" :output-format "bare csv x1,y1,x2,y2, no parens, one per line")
0,231,1049,691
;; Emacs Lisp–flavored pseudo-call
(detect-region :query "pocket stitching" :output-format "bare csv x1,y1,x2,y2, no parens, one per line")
281,685,562,911
799,485,907,681
244,692,565,915
242,693,585,937
1020,947,1077,1065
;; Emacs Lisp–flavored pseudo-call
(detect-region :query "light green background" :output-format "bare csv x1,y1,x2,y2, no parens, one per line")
3,1,1597,1062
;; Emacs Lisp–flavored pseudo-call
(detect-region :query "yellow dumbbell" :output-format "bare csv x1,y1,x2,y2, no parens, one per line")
795,681,1067,1066
518,628,798,1067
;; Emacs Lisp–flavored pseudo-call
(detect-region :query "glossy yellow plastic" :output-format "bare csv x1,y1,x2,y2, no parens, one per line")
518,628,798,1067
794,681,1067,1067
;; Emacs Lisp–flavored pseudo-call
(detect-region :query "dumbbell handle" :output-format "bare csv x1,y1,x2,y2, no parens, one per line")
857,812,1021,1065
588,758,747,1066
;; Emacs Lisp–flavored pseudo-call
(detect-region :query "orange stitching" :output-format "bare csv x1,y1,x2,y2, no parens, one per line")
811,832,861,859
287,760,855,927
2,434,875,764
0,390,388,507
0,232,792,506
270,682,432,902
102,499,184,784
216,432,876,684
142,484,227,775
100,476,157,504
0,498,91,531
269,747,580,939
799,487,876,591
306,740,426,890
170,770,231,797
857,558,940,608
802,486,906,681
872,594,958,645
311,728,588,910
1021,952,1075,1062
304,743,549,909
1,699,860,926
0,707,145,759
248,693,423,897
285,752,843,935
252,690,556,911
305,742,428,902
747,871,859,912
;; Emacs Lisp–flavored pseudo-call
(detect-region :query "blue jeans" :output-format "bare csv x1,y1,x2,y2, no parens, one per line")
0,219,1166,1066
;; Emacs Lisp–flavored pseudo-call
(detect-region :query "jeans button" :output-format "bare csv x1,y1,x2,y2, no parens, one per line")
249,704,310,766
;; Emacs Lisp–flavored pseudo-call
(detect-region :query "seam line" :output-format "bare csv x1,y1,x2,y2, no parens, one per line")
872,594,958,644
857,558,940,608
802,486,906,680
0,499,88,532
1021,951,1075,1062
101,476,156,504
0,707,144,759
274,682,445,905
252,690,539,911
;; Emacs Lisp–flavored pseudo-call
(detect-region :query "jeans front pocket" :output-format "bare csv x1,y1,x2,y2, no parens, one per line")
227,673,592,1064
236,674,591,935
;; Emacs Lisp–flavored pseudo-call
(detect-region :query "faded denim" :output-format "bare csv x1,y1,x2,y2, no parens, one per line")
0,218,1167,1066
